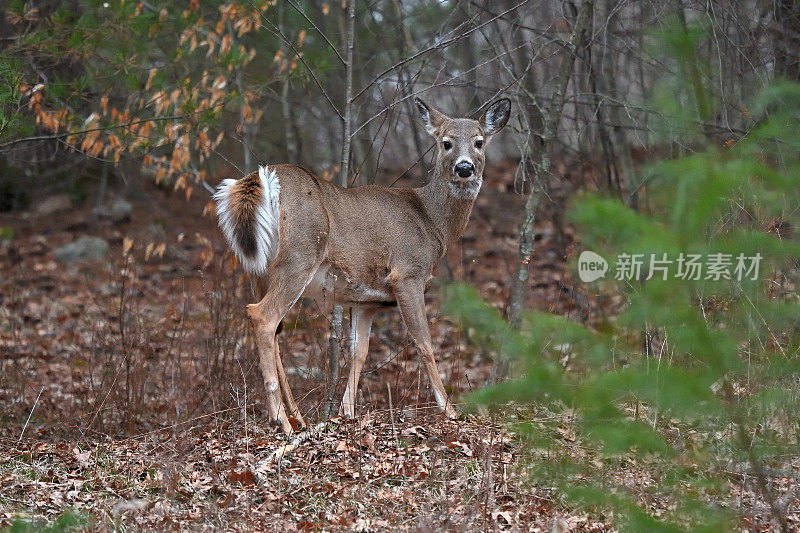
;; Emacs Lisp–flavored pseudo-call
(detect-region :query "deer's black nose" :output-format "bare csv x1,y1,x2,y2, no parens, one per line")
455,161,475,178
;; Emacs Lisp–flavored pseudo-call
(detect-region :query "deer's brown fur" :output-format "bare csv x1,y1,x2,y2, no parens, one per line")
228,174,263,257
215,98,511,433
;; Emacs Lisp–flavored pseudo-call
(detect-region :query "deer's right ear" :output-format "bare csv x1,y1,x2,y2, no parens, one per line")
415,97,445,137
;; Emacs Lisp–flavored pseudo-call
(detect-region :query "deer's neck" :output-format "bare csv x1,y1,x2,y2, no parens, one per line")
416,172,476,253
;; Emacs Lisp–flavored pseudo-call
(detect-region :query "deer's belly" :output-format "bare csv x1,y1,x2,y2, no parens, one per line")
300,264,395,307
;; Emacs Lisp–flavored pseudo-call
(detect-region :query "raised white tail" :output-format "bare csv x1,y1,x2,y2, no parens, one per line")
214,165,281,275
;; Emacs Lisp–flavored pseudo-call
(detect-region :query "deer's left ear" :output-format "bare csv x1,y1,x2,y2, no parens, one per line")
480,98,511,139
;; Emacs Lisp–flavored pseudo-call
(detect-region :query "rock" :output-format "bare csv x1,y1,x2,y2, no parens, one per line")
286,365,323,380
109,199,132,222
143,222,167,241
111,498,152,518
54,236,109,262
94,199,133,223
35,194,72,216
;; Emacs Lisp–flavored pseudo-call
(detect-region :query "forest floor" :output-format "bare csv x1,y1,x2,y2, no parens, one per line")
0,162,793,531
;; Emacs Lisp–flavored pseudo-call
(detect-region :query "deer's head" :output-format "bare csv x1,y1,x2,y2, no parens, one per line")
415,97,511,200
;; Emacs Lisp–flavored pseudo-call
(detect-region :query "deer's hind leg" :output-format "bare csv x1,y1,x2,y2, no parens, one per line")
339,307,377,419
274,340,306,429
248,257,321,434
256,281,306,430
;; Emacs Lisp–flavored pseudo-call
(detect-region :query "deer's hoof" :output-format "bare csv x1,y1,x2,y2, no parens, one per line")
288,416,305,432
273,416,294,435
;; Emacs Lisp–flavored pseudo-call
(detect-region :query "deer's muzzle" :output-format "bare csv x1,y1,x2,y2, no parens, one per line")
454,161,475,178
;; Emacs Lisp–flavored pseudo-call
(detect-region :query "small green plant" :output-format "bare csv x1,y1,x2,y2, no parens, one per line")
3,510,87,533
445,25,800,533
0,57,26,141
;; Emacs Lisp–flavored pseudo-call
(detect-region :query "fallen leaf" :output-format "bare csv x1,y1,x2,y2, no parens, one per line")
228,468,256,485
72,447,91,466
401,425,426,438
493,509,514,528
335,440,358,453
551,517,570,533
357,430,375,451
111,498,151,518
446,440,473,457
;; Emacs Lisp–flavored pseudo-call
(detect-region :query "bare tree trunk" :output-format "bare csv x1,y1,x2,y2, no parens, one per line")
278,3,298,163
325,0,356,419
338,1,355,188
596,0,637,207
236,68,253,173
773,0,800,81
326,304,344,418
227,18,253,174
391,0,427,178
584,7,620,196
506,1,594,337
282,80,298,162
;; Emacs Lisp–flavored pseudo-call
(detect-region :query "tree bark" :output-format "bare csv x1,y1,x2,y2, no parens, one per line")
507,1,594,336
774,0,800,81
324,0,356,419
391,0,427,178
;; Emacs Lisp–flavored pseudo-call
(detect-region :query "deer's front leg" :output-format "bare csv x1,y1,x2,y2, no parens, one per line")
339,307,377,419
395,283,457,419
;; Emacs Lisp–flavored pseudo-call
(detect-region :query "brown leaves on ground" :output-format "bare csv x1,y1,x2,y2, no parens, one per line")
1,412,609,531
0,161,602,437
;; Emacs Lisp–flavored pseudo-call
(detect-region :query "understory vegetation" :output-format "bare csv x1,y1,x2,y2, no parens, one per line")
446,40,800,532
2,0,800,531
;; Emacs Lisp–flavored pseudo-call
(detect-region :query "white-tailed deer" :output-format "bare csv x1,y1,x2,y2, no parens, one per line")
214,97,511,433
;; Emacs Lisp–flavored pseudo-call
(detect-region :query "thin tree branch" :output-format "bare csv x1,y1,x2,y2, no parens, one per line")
248,0,343,120
286,0,345,65
324,0,357,421
508,0,595,333
350,0,532,104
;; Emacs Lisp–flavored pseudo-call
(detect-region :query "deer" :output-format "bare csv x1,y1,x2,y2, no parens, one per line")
214,97,511,434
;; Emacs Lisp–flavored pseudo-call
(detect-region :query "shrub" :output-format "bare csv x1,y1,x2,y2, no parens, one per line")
445,26,800,533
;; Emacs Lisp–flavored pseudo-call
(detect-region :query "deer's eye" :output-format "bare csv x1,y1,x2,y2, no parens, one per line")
475,139,484,149
442,140,452,150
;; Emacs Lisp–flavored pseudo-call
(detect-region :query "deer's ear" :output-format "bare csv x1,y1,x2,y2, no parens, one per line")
415,97,446,137
481,98,511,139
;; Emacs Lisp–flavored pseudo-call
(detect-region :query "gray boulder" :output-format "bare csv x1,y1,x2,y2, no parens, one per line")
35,195,72,216
109,199,133,222
55,236,109,262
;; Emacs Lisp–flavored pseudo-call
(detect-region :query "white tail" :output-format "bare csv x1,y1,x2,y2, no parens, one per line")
214,165,280,275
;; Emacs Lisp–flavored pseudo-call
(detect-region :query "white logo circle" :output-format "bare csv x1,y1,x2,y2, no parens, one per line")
578,250,608,282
